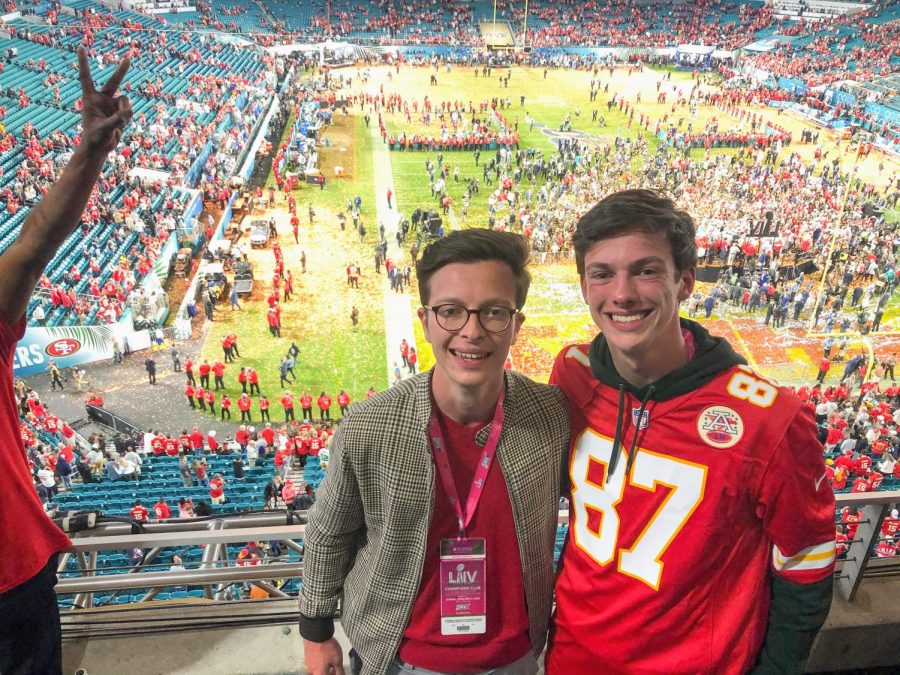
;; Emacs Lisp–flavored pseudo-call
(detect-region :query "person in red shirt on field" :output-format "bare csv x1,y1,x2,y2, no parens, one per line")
220,393,232,420
153,498,171,520
337,390,351,416
212,360,226,390
399,338,409,368
300,391,313,421
281,391,295,422
238,367,248,393
195,385,207,412
317,391,332,420
130,500,150,523
816,356,831,384
198,359,211,389
407,347,418,374
238,393,252,422
185,382,196,409
184,357,195,386
248,367,260,395
205,389,216,416
259,395,270,422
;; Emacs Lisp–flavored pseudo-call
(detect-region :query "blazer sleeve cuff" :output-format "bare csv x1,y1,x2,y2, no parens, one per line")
298,614,335,643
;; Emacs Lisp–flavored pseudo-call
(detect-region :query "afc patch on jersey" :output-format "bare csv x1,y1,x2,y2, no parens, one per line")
697,405,744,449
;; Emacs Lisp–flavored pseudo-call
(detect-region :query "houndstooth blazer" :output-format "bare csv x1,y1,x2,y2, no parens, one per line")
298,369,570,675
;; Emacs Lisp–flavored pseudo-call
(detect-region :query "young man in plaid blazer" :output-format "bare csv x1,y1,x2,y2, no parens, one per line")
300,229,570,675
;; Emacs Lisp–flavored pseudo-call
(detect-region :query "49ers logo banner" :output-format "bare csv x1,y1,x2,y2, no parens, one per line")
45,338,82,358
697,405,744,449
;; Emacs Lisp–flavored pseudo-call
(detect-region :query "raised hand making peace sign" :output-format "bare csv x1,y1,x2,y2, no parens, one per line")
76,46,132,153
0,47,135,325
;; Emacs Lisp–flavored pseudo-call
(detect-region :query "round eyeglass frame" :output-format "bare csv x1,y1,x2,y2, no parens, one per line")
424,304,519,333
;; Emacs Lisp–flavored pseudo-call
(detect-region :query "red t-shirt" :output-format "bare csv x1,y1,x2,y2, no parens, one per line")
398,410,530,671
130,505,150,522
0,315,70,593
209,478,224,499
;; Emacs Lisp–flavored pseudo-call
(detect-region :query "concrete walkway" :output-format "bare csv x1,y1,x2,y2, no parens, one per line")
367,120,419,384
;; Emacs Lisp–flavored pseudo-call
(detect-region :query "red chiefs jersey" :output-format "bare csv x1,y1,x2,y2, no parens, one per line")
547,344,836,675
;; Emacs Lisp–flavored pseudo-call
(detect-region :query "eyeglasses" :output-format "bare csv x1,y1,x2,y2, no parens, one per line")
424,304,519,333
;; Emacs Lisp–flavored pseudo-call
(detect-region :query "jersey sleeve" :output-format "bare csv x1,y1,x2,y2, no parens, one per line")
756,402,836,583
550,344,594,406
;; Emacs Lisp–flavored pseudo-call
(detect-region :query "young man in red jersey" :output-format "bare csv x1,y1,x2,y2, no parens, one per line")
300,230,570,675
547,190,836,674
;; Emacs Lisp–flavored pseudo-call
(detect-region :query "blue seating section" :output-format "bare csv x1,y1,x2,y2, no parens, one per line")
0,5,270,327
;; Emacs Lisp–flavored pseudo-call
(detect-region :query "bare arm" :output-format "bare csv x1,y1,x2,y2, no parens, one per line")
0,47,131,324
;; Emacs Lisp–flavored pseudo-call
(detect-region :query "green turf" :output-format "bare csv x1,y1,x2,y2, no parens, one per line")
201,111,388,400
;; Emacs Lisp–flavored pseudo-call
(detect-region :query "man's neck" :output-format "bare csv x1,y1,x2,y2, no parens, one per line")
431,371,503,427
612,335,689,390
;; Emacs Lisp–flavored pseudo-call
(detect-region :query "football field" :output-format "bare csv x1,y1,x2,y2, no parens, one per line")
207,63,900,392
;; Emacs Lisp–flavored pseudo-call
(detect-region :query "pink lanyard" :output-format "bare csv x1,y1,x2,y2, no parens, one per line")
427,388,505,539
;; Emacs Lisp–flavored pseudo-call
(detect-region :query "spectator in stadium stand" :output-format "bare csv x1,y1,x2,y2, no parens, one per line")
195,500,213,517
299,230,569,675
189,426,205,454
206,430,220,455
130,500,150,523
179,455,194,488
236,425,251,456
178,498,195,519
282,477,297,513
209,474,226,505
545,190,835,674
153,498,170,521
0,48,131,675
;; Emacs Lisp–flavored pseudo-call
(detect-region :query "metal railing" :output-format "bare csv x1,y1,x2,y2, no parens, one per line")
55,493,899,623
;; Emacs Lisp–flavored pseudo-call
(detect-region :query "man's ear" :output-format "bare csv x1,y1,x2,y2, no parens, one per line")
678,267,696,302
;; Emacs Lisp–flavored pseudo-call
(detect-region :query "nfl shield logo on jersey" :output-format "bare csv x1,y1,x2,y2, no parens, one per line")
631,407,649,429
697,405,744,449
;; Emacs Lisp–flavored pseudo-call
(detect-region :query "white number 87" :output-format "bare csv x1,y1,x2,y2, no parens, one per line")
570,431,707,590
